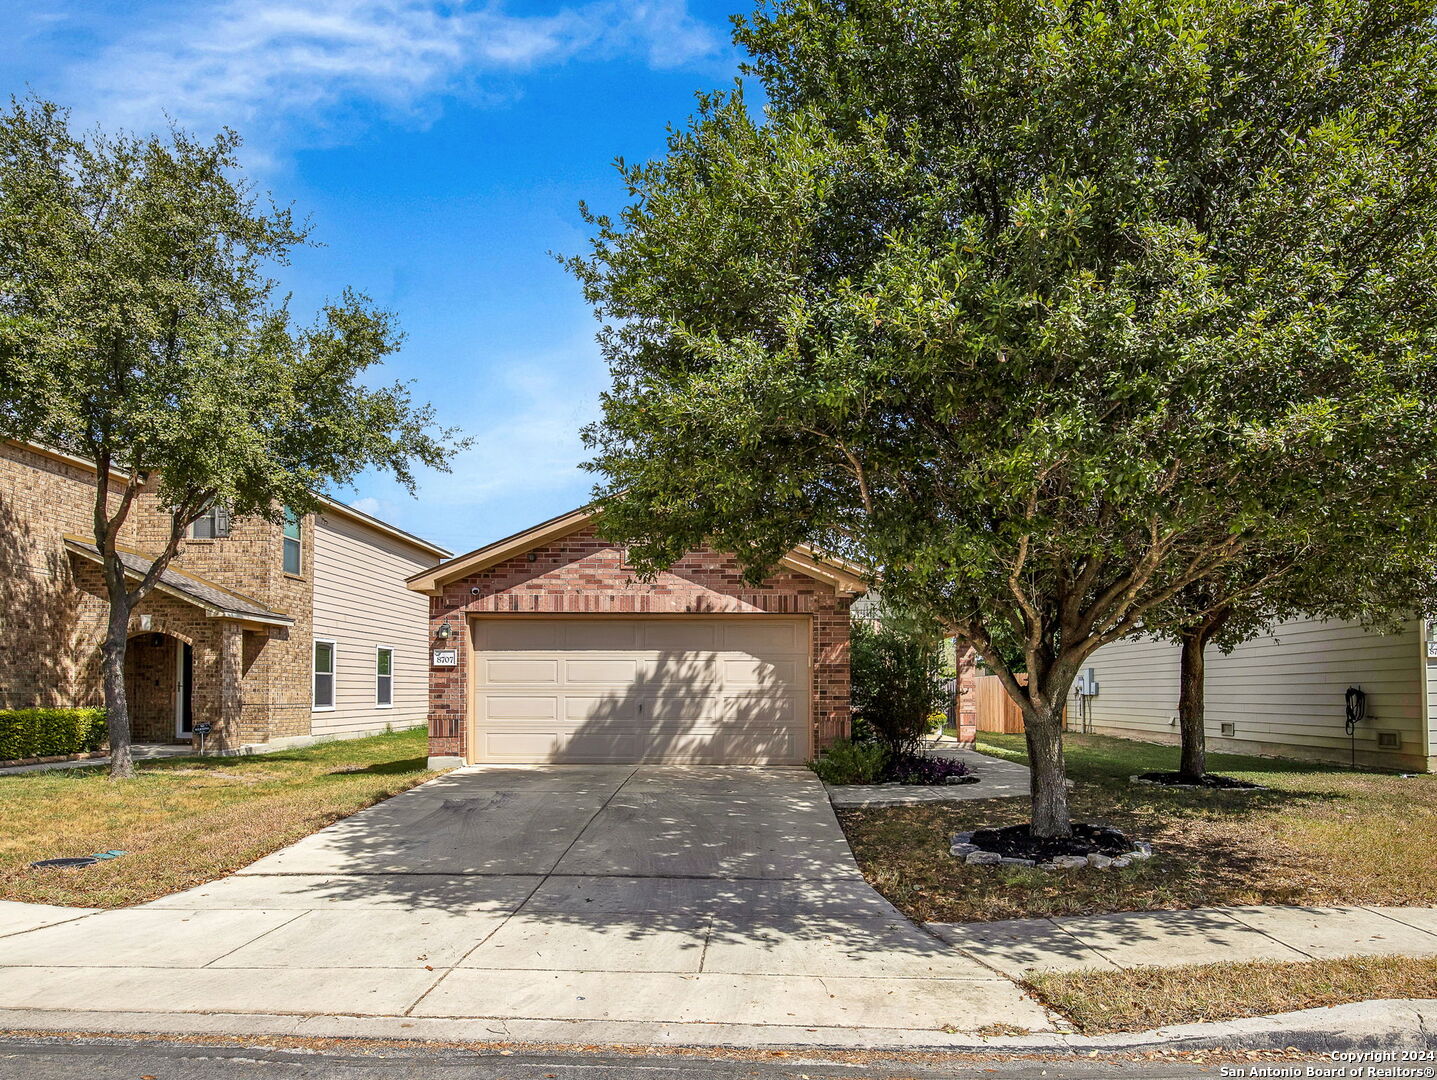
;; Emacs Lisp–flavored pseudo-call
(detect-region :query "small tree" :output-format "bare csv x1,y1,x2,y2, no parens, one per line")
849,619,947,756
1152,544,1437,782
0,100,463,778
571,0,1437,837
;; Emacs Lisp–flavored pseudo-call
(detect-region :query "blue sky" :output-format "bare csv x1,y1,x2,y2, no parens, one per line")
1,0,754,554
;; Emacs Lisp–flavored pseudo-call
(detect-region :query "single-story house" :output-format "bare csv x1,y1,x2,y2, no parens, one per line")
1078,617,1437,773
0,440,450,754
405,508,867,768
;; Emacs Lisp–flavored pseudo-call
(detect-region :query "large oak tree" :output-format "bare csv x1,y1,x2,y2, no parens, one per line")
570,0,1437,837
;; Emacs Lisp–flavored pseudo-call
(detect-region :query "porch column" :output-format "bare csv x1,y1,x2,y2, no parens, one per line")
218,621,244,750
955,644,978,747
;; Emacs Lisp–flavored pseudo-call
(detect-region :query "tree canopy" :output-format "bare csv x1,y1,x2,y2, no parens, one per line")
0,98,463,776
571,0,1437,835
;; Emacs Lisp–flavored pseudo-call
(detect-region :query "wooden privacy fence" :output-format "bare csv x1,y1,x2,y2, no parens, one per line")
973,674,1069,734
974,673,1026,733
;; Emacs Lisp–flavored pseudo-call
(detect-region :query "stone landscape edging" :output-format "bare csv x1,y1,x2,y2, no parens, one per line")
950,829,1153,870
1128,774,1269,793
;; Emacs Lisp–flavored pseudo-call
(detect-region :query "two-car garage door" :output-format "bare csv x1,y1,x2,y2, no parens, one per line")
470,617,810,764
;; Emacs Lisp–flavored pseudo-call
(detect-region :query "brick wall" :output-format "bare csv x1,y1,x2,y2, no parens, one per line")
425,525,854,761
0,441,313,747
955,644,978,746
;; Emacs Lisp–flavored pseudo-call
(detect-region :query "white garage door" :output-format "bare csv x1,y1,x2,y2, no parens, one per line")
470,617,810,764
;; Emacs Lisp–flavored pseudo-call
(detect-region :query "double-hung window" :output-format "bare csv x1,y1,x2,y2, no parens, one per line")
283,509,302,575
376,647,394,707
190,506,230,539
313,640,336,710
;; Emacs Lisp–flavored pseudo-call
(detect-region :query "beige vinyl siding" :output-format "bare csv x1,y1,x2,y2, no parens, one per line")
1083,617,1431,772
311,512,439,737
1425,631,1437,761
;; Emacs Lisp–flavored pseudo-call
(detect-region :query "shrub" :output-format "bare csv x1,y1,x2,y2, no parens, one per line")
0,708,108,761
850,619,948,755
883,753,973,785
808,738,889,784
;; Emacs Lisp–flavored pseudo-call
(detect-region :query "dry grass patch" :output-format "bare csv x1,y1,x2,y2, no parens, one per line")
837,733,1437,922
0,727,436,908
1026,954,1437,1034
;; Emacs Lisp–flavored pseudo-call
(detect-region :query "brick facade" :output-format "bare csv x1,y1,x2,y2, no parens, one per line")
0,441,313,750
425,525,854,762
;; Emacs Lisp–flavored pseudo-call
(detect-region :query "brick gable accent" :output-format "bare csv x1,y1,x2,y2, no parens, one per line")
426,525,853,762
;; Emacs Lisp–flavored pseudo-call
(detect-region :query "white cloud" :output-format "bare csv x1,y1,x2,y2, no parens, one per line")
61,0,725,145
424,341,606,502
347,496,384,516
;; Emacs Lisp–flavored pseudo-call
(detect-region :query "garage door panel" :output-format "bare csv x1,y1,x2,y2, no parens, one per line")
628,728,797,765
646,657,722,685
484,658,559,684
470,618,809,765
476,621,561,651
716,729,796,763
564,621,639,650
641,622,719,651
483,730,562,759
482,695,560,721
718,696,797,725
563,729,642,762
563,695,630,722
636,695,719,723
722,621,805,652
722,658,803,687
564,658,639,684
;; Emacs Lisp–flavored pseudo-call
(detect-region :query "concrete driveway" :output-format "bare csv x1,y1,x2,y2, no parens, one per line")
0,765,1051,1045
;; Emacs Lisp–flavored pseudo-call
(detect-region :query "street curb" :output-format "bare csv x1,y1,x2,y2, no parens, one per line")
0,998,1431,1053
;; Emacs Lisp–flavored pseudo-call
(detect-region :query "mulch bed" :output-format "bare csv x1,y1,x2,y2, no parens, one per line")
1133,771,1264,790
969,822,1133,862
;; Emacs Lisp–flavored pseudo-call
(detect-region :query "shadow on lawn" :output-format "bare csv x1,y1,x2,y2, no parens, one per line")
324,757,429,777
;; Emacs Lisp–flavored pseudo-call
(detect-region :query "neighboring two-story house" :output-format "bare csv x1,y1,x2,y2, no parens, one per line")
0,441,449,754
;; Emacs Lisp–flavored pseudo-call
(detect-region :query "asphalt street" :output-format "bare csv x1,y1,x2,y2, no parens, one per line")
0,1037,1330,1080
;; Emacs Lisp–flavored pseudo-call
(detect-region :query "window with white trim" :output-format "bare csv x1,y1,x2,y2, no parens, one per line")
190,506,231,539
313,640,336,710
283,508,302,575
376,646,393,707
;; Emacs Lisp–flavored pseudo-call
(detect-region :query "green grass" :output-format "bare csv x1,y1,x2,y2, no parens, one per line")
1026,954,1437,1034
0,727,437,908
837,731,1437,922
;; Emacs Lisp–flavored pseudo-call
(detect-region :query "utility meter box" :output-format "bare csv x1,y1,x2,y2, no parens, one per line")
1075,668,1099,696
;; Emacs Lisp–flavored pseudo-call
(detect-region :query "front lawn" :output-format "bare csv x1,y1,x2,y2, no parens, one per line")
1026,954,1437,1034
837,732,1437,923
0,727,436,908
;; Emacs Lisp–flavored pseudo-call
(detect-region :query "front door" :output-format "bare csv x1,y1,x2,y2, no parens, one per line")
175,642,194,739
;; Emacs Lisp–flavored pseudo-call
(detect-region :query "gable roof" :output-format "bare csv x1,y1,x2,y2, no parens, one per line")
65,536,293,628
314,495,451,558
404,506,869,596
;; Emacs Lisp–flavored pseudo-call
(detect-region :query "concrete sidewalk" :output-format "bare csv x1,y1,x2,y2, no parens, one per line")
929,905,1437,977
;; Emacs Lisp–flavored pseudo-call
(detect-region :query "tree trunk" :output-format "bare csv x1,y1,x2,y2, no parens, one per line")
1177,628,1206,782
101,581,135,780
1023,702,1071,838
